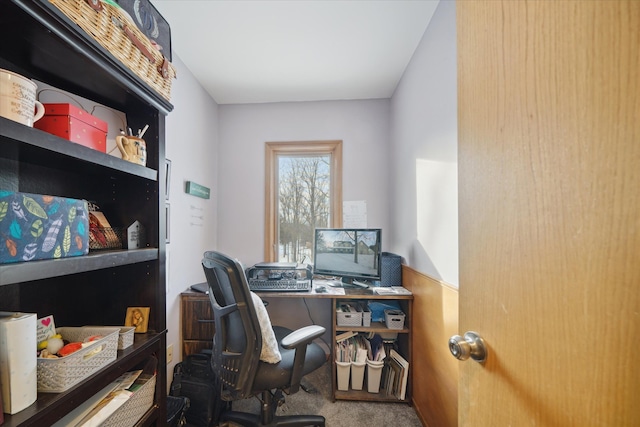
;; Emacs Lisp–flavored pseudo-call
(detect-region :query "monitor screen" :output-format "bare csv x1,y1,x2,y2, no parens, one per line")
313,228,382,283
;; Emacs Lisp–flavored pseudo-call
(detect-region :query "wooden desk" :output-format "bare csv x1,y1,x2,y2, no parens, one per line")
180,290,215,357
180,281,413,402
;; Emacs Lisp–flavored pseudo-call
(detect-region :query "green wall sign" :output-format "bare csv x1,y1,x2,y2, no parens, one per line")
185,181,210,199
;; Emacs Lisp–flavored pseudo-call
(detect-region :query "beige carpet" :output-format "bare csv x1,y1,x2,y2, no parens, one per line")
222,363,423,427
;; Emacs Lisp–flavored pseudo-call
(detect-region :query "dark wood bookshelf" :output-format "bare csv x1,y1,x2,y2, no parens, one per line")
0,1,171,425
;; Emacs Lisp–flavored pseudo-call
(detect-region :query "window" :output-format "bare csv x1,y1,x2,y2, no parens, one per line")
265,141,342,262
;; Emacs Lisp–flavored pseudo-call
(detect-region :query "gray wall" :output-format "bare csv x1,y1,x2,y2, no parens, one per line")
217,100,391,267
163,0,458,378
389,0,458,286
164,53,219,376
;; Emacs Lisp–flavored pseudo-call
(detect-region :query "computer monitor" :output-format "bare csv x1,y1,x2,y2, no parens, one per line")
313,228,382,285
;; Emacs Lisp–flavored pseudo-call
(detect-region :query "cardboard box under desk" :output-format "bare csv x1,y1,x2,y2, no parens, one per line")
34,103,107,152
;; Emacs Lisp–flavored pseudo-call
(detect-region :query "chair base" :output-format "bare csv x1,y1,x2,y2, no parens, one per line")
221,389,325,427
222,411,325,427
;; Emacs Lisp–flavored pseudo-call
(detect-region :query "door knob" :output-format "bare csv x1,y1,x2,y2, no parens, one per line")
448,331,487,363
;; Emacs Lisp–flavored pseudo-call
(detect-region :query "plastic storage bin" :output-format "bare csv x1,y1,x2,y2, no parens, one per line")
351,361,366,390
37,326,119,392
366,359,385,393
384,309,406,330
118,327,135,350
336,361,351,391
336,303,362,327
359,302,371,327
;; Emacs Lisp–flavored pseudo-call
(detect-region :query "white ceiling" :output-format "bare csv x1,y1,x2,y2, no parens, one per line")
151,0,439,105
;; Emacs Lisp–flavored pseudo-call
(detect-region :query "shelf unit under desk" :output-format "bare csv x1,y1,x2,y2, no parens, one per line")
254,285,413,403
181,284,413,404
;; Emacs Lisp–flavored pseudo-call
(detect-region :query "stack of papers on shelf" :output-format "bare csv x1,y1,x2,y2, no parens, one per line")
335,334,370,363
52,370,143,427
373,286,412,295
335,331,358,343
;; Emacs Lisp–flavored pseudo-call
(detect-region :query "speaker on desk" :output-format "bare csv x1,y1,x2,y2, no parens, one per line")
380,252,402,287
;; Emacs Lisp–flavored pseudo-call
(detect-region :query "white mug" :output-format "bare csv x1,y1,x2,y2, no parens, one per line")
0,68,45,127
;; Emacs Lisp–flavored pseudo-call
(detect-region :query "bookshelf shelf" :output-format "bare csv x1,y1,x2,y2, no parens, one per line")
331,291,412,403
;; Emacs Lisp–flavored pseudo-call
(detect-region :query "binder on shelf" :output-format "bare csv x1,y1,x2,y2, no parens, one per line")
389,349,409,400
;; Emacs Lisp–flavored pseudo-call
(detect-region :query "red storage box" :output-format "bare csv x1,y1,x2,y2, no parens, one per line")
35,103,107,152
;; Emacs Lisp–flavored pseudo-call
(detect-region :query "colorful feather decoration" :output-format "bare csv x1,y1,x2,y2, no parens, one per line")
63,225,71,254
0,201,8,222
41,217,63,253
23,195,48,219
11,201,28,222
68,206,77,224
9,219,22,239
22,242,38,261
30,219,44,238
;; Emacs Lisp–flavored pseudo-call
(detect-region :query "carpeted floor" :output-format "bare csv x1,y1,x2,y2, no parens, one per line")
219,363,423,427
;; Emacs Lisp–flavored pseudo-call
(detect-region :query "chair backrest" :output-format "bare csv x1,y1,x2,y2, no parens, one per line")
202,251,262,401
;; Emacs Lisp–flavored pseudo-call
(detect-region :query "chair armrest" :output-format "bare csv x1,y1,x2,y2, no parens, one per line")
280,324,326,394
281,325,326,349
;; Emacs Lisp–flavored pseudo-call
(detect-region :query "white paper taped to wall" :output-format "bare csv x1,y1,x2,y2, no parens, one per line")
343,200,367,228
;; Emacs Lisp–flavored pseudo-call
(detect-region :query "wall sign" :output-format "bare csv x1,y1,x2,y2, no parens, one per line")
185,181,210,199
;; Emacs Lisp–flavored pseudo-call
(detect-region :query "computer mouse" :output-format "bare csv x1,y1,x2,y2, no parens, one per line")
316,286,327,293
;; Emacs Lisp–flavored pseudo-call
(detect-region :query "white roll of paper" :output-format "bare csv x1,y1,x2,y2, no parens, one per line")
0,312,37,414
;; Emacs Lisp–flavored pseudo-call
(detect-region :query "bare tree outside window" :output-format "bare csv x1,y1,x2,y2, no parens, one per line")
265,141,342,263
278,155,330,263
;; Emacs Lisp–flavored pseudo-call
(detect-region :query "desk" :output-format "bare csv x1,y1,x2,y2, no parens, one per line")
180,280,412,402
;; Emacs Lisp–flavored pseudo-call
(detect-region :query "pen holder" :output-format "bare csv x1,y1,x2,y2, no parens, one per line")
336,361,351,391
366,359,385,393
351,361,366,390
116,135,147,166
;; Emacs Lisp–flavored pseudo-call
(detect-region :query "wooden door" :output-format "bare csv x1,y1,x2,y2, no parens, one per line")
457,1,640,425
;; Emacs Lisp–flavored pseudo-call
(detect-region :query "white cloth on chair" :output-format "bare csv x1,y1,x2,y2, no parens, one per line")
250,291,282,363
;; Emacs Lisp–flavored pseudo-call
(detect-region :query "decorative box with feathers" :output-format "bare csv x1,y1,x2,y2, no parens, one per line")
0,191,89,264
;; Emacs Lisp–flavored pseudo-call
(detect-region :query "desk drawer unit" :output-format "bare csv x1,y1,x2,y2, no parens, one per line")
180,292,215,358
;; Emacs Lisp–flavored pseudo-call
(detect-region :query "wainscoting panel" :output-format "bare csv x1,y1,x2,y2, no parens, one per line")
403,265,459,427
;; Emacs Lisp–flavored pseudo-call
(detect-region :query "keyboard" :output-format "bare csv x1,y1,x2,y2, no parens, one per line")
248,279,311,292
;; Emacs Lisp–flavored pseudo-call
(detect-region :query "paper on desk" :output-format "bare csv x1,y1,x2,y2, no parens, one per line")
315,284,345,295
373,286,411,295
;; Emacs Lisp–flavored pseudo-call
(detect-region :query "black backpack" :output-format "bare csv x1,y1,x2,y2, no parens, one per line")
170,352,228,426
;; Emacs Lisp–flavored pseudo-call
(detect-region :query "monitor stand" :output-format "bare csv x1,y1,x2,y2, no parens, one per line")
340,277,369,289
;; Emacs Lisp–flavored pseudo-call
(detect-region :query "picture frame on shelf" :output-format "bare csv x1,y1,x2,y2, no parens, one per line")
125,307,150,333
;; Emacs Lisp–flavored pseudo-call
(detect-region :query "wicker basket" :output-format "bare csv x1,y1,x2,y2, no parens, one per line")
100,374,156,427
118,326,135,350
48,0,176,101
37,326,120,392
89,227,125,250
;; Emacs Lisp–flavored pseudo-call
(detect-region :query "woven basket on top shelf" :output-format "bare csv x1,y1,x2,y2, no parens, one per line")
48,0,176,101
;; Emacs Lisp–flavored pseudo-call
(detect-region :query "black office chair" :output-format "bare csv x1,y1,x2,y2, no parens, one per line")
202,251,327,427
